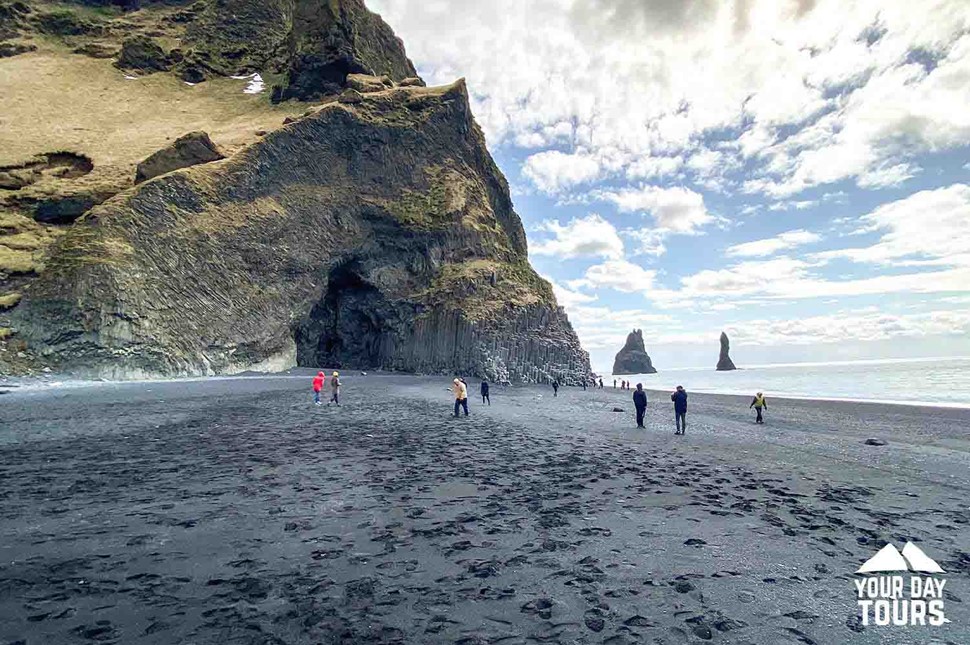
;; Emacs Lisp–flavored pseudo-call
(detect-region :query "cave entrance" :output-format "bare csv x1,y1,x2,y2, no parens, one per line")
294,261,390,369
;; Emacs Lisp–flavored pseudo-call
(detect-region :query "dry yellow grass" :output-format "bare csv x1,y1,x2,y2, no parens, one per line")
0,292,22,309
0,245,38,274
0,42,304,182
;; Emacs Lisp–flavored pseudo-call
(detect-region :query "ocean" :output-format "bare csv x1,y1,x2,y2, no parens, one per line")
611,356,970,407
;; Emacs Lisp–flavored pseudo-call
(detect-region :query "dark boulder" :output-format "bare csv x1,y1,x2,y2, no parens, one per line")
116,35,172,72
135,131,224,184
612,329,657,375
864,438,887,446
716,331,737,371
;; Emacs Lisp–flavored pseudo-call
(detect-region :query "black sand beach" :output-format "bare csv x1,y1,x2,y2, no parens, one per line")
1,372,969,644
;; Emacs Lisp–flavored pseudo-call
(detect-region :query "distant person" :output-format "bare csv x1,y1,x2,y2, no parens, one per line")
671,385,688,434
481,380,490,405
329,371,341,406
613,379,617,389
453,378,469,417
599,378,604,388
552,380,559,397
582,379,587,391
633,383,647,428
750,392,767,424
312,371,325,405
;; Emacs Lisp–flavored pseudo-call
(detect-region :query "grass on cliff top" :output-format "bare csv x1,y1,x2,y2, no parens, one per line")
0,42,304,182
419,259,556,322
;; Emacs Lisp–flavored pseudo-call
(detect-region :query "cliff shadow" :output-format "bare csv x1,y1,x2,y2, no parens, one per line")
294,259,391,369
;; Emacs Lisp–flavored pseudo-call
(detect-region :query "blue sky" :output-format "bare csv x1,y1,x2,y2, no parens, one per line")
370,0,970,371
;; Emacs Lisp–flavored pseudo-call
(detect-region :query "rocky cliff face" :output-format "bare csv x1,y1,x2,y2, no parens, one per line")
612,329,656,375
716,331,737,371
3,74,590,382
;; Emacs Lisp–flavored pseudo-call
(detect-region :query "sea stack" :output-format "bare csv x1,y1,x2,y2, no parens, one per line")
716,331,737,371
612,329,657,375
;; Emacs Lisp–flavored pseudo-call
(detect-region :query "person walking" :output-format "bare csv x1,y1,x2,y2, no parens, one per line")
329,371,341,406
599,378,604,389
613,379,617,389
312,371,325,405
552,380,559,397
453,378,469,417
582,378,587,391
671,385,688,434
633,383,648,428
481,380,490,405
750,391,767,424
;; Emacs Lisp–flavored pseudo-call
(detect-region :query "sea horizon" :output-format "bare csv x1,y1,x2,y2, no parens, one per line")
605,355,970,406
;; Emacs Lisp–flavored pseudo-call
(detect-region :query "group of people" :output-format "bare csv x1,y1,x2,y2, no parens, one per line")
630,384,768,432
310,371,769,429
629,383,688,433
311,371,341,406
452,377,491,416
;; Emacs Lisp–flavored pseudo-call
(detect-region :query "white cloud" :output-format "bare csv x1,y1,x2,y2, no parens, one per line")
371,0,970,199
623,228,667,257
814,183,970,266
676,258,970,300
594,185,713,233
724,309,970,345
522,150,601,194
549,280,598,308
626,155,684,180
531,213,624,259
726,229,822,258
569,258,658,294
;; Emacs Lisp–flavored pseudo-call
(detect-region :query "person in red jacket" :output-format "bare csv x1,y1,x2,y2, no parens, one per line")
312,371,325,405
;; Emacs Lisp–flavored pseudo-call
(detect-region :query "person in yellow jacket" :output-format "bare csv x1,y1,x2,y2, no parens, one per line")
453,378,469,417
749,392,767,424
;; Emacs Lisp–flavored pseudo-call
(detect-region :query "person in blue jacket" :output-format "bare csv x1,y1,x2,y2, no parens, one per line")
670,385,688,435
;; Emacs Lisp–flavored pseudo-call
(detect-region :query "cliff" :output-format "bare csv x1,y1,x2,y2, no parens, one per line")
612,329,656,375
0,0,590,383
716,331,737,371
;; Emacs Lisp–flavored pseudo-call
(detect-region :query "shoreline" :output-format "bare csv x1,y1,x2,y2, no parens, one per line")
5,368,970,411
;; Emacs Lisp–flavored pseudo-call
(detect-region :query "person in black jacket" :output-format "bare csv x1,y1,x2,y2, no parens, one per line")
633,383,648,428
671,385,688,434
481,381,490,405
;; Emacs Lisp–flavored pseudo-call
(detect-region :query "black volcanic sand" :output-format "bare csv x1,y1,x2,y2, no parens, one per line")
1,372,969,644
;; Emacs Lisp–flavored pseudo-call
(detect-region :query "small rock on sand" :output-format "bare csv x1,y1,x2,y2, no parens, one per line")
864,438,887,446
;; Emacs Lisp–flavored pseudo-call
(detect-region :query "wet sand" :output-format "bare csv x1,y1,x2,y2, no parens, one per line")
1,372,968,644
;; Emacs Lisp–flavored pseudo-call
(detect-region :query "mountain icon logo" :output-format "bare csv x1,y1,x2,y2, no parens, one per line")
857,542,945,574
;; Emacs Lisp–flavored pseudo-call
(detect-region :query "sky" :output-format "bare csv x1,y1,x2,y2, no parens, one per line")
369,0,970,372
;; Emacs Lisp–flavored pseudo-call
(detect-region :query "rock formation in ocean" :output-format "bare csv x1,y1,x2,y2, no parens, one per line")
612,329,657,375
0,0,590,384
716,331,737,371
